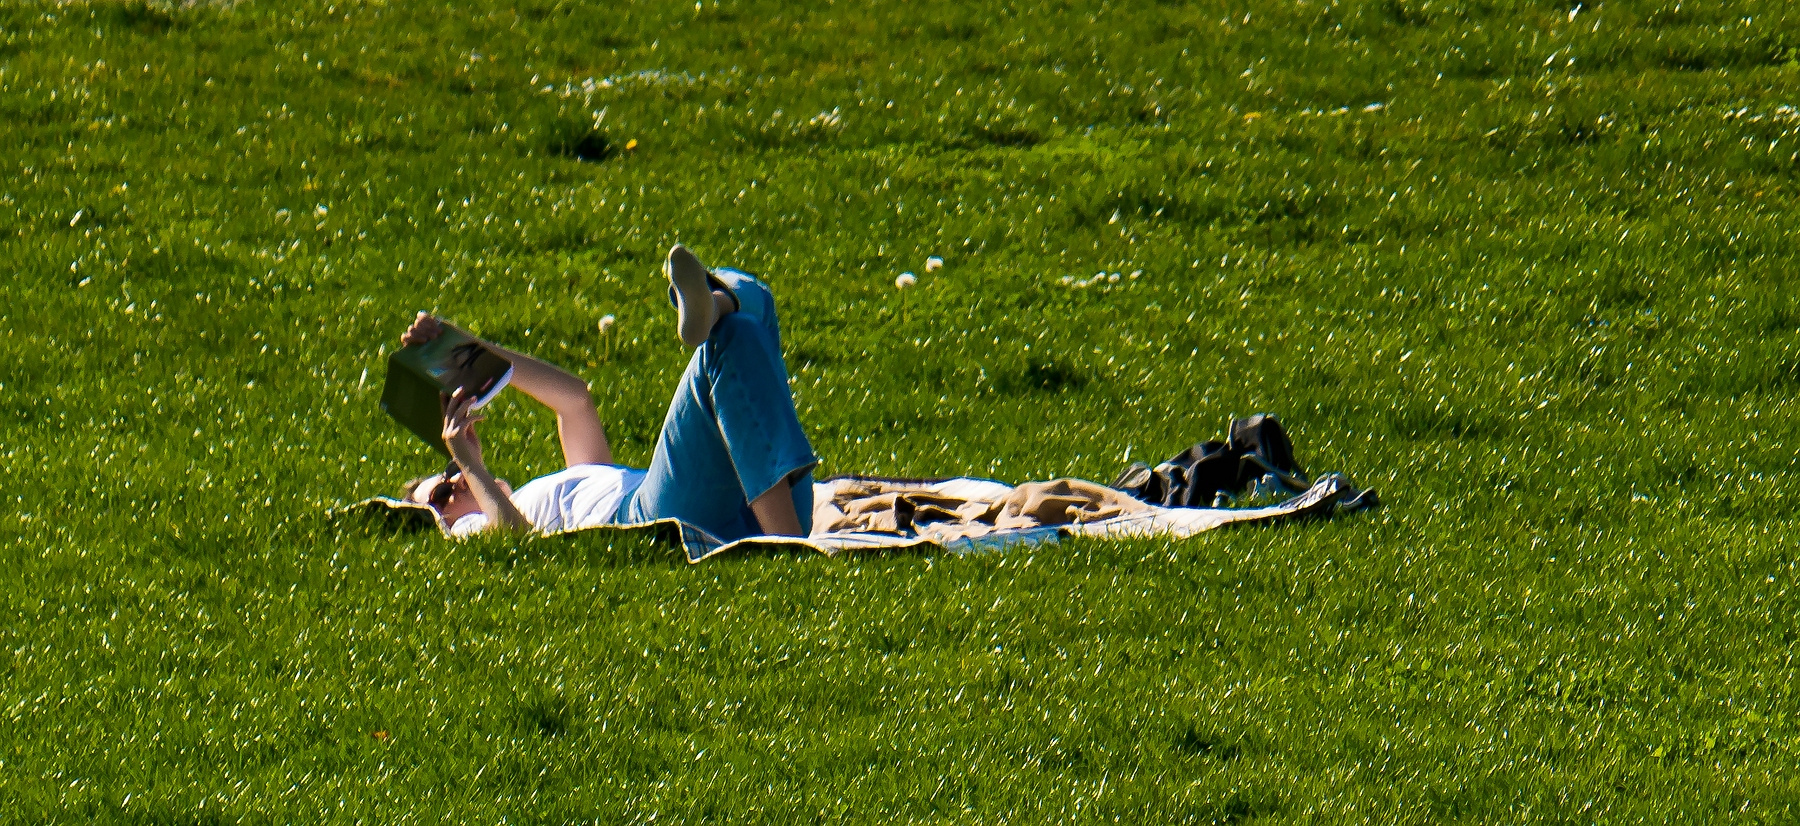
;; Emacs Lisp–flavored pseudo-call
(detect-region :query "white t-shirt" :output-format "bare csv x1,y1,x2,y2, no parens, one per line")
449,463,646,537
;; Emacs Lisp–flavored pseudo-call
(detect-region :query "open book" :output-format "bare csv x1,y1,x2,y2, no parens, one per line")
379,326,513,457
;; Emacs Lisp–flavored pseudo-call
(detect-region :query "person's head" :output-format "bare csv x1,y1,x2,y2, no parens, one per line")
401,460,508,525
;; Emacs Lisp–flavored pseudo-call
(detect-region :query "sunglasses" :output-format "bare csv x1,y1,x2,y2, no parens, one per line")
427,460,462,508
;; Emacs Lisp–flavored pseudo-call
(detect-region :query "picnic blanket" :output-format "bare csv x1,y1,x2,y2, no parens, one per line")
337,473,1373,563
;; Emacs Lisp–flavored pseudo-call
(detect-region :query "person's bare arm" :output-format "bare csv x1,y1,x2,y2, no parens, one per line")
444,388,530,532
483,340,612,467
750,479,805,537
403,312,612,467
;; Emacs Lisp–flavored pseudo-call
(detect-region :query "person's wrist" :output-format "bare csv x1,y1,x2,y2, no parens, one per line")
447,442,480,470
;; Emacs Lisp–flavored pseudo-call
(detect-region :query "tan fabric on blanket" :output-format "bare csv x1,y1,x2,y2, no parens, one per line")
814,477,1153,541
994,478,1154,527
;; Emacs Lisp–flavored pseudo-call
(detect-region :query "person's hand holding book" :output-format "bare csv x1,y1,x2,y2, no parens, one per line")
441,387,487,466
401,311,442,347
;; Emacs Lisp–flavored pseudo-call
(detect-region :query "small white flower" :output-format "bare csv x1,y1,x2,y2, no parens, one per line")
1108,273,1121,283
1108,210,1122,224
924,256,944,272
598,314,616,333
314,204,329,217
1129,270,1142,279
895,272,917,289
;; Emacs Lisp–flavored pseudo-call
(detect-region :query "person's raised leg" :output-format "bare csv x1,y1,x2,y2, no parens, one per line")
681,265,805,533
625,283,815,541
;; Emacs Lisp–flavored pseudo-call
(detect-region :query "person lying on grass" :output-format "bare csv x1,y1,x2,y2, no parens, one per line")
400,244,818,540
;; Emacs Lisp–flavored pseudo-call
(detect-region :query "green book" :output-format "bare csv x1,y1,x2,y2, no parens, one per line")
379,327,513,457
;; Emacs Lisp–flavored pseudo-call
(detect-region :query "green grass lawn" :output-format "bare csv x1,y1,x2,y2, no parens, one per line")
5,0,1800,820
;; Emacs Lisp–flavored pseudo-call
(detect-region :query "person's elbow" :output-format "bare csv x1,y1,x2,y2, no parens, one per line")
552,376,595,410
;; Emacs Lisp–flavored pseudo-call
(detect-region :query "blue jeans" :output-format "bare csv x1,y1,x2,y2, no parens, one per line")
621,268,818,541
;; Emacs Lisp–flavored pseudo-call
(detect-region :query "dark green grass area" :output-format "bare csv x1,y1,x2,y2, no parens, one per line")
5,0,1800,819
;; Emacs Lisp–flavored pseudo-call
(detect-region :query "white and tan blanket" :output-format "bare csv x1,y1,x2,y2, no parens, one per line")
339,474,1367,563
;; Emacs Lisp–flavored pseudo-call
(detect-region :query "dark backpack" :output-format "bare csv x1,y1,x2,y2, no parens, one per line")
1111,414,1308,508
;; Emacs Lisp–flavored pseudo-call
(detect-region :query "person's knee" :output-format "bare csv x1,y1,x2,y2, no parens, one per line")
712,269,776,325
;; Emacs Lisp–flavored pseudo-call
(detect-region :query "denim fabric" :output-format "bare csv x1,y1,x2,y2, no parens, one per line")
621,268,818,541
